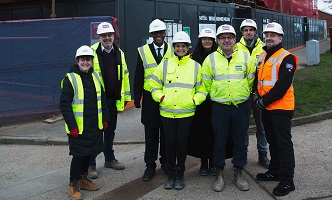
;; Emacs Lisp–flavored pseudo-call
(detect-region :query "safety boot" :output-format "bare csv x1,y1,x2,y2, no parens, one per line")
174,170,185,190
258,151,270,169
79,175,99,191
69,180,82,200
213,168,224,192
199,159,209,176
233,168,250,191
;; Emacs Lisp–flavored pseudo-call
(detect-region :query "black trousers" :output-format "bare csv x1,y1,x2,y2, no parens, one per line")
144,125,167,168
262,111,295,178
70,155,90,182
161,116,194,172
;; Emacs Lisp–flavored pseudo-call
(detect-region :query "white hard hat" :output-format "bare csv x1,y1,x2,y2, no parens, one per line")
263,22,284,35
96,22,115,35
216,24,236,36
149,19,167,33
75,45,94,59
198,28,216,39
172,31,191,44
240,19,257,31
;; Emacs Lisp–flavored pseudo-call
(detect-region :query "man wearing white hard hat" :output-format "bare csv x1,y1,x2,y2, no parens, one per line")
134,19,173,181
255,22,298,197
202,24,256,192
60,45,109,199
235,19,270,169
89,22,131,178
150,31,207,190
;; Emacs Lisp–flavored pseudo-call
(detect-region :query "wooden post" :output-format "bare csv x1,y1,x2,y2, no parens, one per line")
50,0,56,18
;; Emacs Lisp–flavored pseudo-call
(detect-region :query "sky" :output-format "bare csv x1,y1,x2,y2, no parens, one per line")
318,0,332,14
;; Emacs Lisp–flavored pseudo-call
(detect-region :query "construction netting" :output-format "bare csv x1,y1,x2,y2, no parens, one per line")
0,16,119,121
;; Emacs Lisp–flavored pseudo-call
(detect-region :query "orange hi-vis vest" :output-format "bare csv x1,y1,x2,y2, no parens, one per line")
257,48,298,110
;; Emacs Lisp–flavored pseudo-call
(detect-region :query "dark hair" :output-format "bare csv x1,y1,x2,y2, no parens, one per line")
191,38,218,65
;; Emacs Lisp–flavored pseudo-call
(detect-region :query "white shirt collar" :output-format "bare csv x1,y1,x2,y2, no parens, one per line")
153,43,165,50
101,44,114,53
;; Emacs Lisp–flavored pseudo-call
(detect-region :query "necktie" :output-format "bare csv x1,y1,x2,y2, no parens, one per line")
157,48,162,62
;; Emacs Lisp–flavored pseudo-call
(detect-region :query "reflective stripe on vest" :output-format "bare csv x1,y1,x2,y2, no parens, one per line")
257,48,298,110
208,51,250,105
209,52,248,80
64,72,103,134
159,59,198,115
138,43,173,91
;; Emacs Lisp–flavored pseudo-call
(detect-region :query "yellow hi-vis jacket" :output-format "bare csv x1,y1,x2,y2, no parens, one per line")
202,47,256,106
235,36,263,65
150,55,207,118
257,48,298,110
61,72,103,134
138,43,173,92
91,42,131,111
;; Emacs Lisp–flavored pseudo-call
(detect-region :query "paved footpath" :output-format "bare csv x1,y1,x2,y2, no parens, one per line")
0,39,332,199
0,109,332,200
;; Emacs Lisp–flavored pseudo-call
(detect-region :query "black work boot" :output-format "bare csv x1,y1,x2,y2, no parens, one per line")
142,166,155,181
258,151,270,169
174,170,185,190
199,159,209,176
256,170,283,181
273,177,295,196
164,170,176,190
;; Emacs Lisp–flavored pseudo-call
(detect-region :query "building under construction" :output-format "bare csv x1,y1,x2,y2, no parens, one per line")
205,0,318,18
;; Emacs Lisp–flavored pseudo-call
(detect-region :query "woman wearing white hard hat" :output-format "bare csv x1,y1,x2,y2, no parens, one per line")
60,45,109,200
187,28,219,176
150,31,207,190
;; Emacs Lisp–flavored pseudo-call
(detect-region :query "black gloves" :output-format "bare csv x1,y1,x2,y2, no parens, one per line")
252,92,266,110
256,98,266,110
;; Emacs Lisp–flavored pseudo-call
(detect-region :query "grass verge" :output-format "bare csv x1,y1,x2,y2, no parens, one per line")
294,52,332,117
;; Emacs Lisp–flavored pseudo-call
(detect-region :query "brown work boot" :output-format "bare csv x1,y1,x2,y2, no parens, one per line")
88,165,98,179
213,168,224,192
69,180,82,200
104,160,125,170
79,175,99,191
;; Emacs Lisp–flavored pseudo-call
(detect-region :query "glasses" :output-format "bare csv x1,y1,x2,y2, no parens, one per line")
99,33,114,38
218,36,235,41
79,56,92,62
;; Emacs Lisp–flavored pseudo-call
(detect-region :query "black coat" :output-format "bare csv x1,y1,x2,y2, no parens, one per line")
60,65,109,157
134,42,169,128
187,39,233,159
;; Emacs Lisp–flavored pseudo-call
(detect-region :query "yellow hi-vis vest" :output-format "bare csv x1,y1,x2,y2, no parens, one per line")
91,42,131,111
61,72,103,134
202,47,256,106
138,43,173,92
257,48,298,110
235,36,263,65
150,55,207,118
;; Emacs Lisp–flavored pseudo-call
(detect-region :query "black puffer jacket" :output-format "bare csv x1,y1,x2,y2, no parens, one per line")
60,65,109,157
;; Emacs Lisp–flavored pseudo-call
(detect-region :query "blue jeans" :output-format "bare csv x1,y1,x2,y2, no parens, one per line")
89,97,117,166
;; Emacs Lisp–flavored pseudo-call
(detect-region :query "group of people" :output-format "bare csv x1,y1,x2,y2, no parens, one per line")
60,18,297,200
